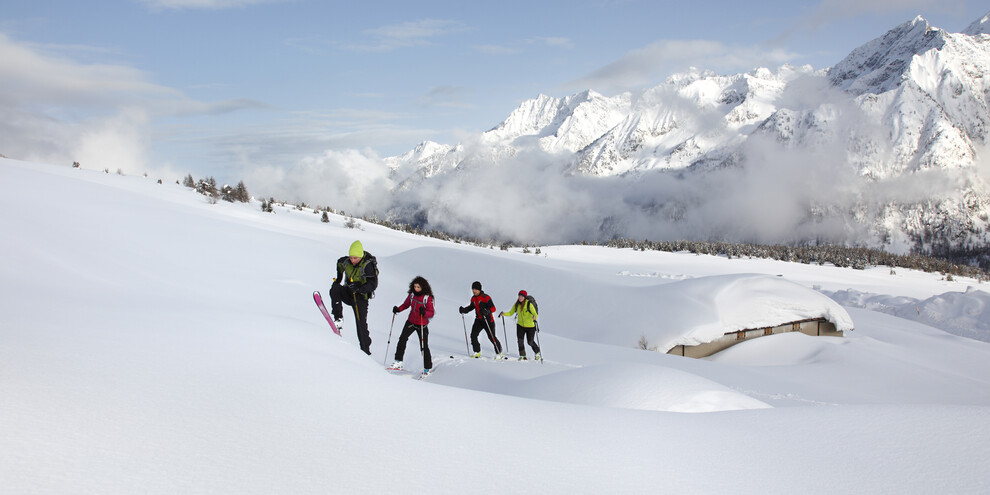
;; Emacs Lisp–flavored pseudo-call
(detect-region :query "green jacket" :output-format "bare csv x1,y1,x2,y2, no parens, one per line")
503,300,537,328
334,253,378,298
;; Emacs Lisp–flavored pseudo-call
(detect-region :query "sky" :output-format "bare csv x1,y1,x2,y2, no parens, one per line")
1,0,987,191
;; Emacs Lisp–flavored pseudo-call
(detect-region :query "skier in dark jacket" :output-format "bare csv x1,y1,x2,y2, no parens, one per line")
458,281,503,359
330,240,378,355
391,276,436,373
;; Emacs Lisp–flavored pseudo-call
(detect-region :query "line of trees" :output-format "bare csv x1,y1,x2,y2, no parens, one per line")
182,174,249,204
603,238,987,281
179,174,987,280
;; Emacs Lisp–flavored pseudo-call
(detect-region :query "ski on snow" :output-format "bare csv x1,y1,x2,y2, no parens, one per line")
313,291,342,336
386,367,430,380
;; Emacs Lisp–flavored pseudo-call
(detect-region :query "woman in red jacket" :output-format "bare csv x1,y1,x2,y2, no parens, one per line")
391,276,436,373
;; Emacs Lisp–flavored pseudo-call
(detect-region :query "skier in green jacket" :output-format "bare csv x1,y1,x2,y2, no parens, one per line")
502,290,540,361
330,240,378,355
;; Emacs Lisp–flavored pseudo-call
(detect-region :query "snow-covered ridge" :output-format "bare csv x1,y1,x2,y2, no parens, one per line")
481,90,632,154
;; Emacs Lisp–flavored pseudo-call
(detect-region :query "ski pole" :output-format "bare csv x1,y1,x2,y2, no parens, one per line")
419,322,426,370
460,314,470,354
500,314,509,356
500,315,512,358
535,320,544,365
482,315,501,359
383,313,396,367
419,299,428,370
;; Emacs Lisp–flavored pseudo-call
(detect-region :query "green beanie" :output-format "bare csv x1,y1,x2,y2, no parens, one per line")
348,240,364,258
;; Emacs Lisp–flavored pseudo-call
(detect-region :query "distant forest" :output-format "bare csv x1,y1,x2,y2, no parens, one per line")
181,174,988,281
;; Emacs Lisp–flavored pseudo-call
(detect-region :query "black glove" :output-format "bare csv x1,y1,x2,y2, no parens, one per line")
419,307,426,316
481,308,491,319
459,306,471,314
392,306,400,314
346,281,360,293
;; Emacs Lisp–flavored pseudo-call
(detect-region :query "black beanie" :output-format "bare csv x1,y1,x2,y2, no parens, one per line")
472,281,482,291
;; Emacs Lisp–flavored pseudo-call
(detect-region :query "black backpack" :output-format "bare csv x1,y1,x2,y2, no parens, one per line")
525,294,538,315
364,253,379,298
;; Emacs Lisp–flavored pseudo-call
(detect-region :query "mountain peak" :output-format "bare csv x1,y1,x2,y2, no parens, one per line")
965,11,990,36
827,15,945,95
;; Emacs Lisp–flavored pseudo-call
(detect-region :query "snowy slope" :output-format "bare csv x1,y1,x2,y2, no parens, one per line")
2,158,990,493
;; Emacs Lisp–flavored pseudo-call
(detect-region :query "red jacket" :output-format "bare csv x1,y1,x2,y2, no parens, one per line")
397,293,435,326
469,292,496,321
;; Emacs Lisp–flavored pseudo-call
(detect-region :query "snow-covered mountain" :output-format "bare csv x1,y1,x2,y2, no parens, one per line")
571,65,812,175
381,13,990,256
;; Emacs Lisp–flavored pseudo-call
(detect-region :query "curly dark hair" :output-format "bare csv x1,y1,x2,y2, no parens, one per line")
408,276,433,297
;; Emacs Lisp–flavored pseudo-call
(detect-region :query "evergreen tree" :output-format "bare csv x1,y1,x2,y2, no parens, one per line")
196,177,218,200
221,184,235,202
234,181,249,202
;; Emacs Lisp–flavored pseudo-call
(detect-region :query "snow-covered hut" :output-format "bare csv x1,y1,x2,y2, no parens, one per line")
656,274,853,358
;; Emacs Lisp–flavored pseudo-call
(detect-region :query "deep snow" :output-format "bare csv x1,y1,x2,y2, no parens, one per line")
1,158,989,493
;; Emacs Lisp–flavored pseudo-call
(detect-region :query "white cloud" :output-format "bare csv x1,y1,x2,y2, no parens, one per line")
0,33,178,108
417,86,475,109
245,148,394,212
0,32,268,176
159,98,272,117
344,19,468,52
74,109,152,175
138,0,291,11
530,36,574,49
473,44,520,55
364,19,464,40
173,107,435,187
472,36,573,56
283,35,332,55
566,39,798,94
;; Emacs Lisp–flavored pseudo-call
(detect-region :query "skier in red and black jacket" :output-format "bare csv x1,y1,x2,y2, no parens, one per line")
458,281,503,359
390,276,436,373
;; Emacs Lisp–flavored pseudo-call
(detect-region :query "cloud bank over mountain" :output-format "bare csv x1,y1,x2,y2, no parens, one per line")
310,13,990,255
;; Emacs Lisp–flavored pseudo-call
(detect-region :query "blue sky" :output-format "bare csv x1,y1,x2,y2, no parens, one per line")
1,0,986,191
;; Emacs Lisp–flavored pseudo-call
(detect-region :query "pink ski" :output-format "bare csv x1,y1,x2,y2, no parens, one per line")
313,291,341,336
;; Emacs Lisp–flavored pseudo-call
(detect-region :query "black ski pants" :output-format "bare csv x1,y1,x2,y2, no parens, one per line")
470,317,502,355
330,283,372,355
394,321,432,369
516,324,540,357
